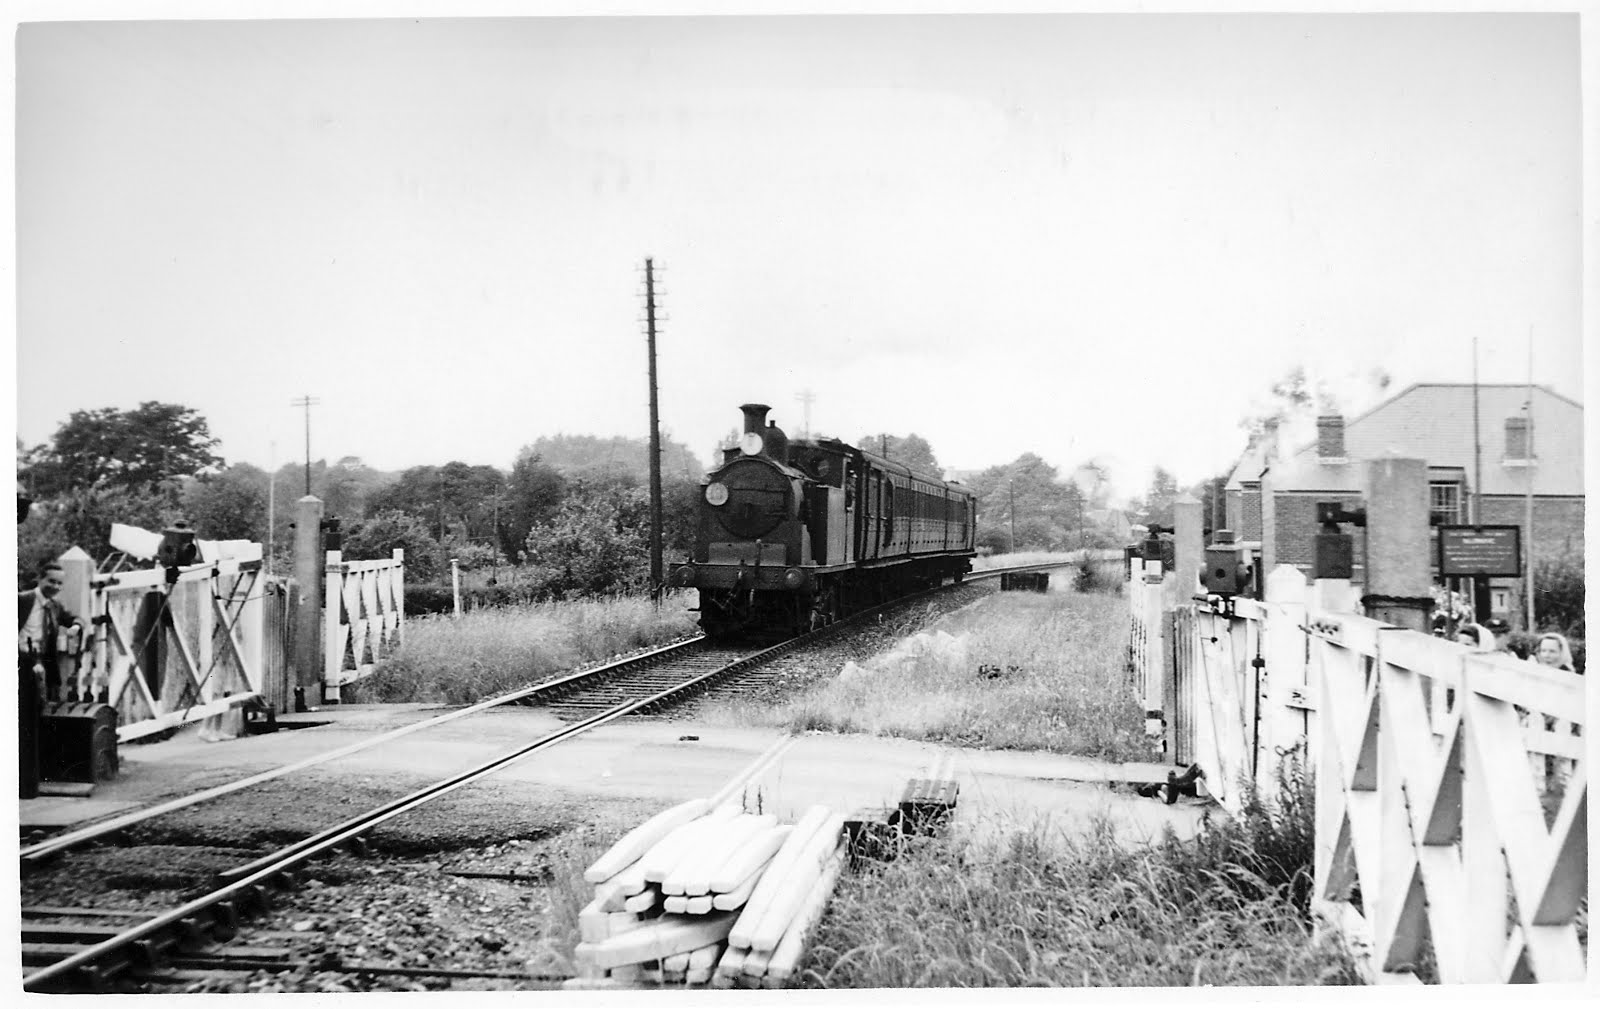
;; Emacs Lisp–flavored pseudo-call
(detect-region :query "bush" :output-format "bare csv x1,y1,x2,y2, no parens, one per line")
975,527,1012,554
523,486,650,599
1533,556,1585,639
1074,555,1122,593
442,537,500,572
342,509,445,582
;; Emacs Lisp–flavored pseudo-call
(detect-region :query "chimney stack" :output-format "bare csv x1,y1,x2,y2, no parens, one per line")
1317,415,1346,460
740,404,771,436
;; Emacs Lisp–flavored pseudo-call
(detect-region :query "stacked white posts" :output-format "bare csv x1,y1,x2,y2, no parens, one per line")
571,799,848,989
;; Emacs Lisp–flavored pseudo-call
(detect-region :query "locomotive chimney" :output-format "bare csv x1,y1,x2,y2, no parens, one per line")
740,403,770,435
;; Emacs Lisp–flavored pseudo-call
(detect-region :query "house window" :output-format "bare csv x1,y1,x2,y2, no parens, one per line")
1429,483,1462,526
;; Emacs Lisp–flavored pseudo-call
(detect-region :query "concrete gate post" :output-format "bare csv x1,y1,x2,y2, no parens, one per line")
293,496,325,711
1362,458,1431,633
57,546,95,701
1173,496,1204,600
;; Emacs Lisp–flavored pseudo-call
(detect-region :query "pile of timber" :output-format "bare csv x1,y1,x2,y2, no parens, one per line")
571,799,847,989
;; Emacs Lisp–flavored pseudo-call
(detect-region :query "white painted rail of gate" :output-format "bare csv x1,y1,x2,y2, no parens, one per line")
1149,562,1587,984
1308,608,1587,984
323,548,406,699
86,555,266,742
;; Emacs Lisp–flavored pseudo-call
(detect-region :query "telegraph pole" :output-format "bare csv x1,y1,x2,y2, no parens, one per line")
1008,480,1017,553
1471,340,1489,621
644,259,665,602
267,440,277,575
290,395,320,496
1525,331,1536,631
795,389,816,439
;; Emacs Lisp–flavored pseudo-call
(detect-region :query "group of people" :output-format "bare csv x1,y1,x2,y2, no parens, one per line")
1451,620,1579,673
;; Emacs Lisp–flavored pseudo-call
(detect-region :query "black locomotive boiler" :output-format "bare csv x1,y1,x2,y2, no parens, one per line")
668,404,977,638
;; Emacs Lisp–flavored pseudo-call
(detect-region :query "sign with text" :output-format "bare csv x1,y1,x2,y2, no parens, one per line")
1438,525,1522,577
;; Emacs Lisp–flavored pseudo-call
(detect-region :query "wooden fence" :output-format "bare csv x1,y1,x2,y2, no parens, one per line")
1127,564,1587,983
323,549,405,701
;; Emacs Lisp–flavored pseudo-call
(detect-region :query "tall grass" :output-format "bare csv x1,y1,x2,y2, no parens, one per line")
349,593,699,705
801,760,1360,988
701,591,1151,762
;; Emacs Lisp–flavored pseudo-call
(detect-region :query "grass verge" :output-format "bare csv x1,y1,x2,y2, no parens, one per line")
347,592,699,704
701,589,1152,762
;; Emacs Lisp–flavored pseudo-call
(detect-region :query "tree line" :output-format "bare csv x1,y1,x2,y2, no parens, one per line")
15,403,710,600
17,402,1163,601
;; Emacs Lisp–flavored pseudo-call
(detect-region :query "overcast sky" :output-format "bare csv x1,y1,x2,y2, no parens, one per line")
10,3,1591,499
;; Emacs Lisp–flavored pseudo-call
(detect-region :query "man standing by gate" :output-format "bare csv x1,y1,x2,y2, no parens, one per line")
18,561,84,798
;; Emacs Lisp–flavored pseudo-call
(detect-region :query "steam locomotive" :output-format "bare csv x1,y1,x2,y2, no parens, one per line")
668,404,977,638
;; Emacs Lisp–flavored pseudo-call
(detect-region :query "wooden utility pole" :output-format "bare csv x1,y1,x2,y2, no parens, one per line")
644,258,664,602
1008,480,1017,553
795,389,816,439
1525,333,1536,630
291,395,320,496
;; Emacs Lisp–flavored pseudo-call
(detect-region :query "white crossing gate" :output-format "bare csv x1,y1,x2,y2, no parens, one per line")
89,556,266,742
323,548,405,700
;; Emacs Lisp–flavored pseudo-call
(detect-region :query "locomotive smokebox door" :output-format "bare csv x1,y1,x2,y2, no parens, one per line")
38,702,120,784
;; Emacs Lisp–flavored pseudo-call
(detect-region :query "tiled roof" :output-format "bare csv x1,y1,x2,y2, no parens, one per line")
1224,441,1270,492
1238,384,1584,498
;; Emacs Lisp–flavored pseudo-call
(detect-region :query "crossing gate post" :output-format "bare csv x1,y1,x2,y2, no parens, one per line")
292,496,325,712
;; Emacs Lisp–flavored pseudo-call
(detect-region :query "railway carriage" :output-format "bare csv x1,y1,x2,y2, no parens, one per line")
668,404,976,638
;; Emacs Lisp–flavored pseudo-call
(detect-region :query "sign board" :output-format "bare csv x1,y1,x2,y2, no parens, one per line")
1438,525,1522,577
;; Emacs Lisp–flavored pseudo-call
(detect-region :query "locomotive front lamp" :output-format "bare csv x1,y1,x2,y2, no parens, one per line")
705,482,730,506
739,432,764,456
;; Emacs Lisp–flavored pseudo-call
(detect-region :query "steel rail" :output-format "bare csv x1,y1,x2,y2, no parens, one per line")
24,555,1100,863
20,635,708,863
20,632,814,992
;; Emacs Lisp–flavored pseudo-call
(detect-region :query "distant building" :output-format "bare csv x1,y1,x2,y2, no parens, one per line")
1224,383,1584,622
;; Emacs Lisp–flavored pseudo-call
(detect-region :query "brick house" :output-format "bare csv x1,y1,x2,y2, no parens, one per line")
1224,383,1584,621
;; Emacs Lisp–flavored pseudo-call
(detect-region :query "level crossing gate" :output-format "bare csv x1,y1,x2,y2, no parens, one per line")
57,538,406,738
82,555,269,742
322,549,405,700
1128,563,1587,983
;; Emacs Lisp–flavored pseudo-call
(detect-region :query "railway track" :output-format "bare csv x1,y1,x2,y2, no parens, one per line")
20,557,1098,991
